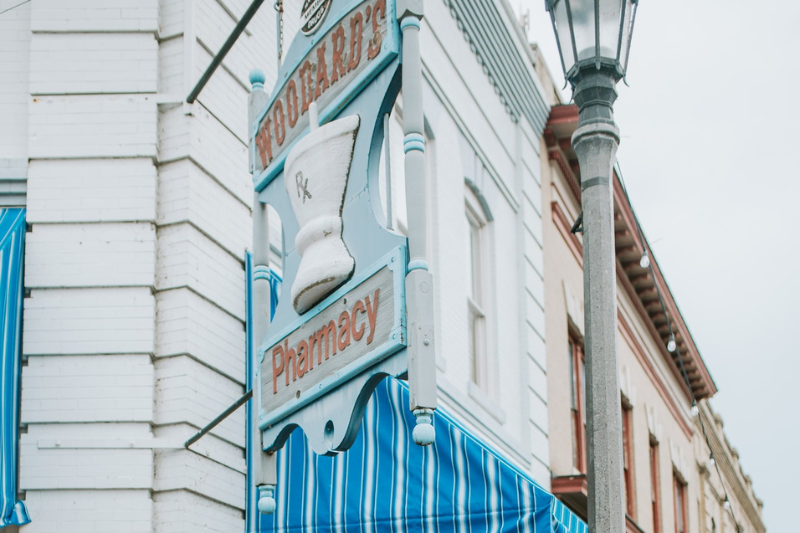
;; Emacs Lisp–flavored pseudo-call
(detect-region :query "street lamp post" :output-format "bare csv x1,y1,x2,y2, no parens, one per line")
544,1,639,532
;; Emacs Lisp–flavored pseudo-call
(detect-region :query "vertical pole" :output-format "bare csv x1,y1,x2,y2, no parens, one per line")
571,68,625,533
397,0,436,446
248,69,278,515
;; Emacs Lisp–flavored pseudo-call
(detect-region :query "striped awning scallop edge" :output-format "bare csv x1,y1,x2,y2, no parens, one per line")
0,209,30,528
257,376,587,533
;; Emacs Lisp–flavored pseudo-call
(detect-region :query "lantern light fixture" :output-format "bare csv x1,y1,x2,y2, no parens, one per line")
545,0,639,86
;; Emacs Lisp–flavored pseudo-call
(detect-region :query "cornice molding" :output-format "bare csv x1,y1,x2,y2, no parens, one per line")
442,0,550,135
698,404,766,533
545,104,717,401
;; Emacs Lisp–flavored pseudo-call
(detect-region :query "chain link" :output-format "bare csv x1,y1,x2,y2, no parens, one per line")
274,0,284,61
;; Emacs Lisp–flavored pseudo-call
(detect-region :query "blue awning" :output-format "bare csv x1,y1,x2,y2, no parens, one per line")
0,209,30,528
258,377,587,533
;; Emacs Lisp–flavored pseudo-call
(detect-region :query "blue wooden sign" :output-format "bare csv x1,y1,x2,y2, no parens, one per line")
251,0,409,456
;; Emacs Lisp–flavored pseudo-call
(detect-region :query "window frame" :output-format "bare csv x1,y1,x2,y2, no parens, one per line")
568,333,587,474
621,399,636,519
464,189,492,393
673,472,688,533
650,437,661,533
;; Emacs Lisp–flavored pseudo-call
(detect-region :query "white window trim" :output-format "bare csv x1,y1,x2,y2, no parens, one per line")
465,184,496,398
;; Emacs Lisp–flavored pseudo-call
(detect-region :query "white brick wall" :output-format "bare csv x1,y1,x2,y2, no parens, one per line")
153,487,244,533
158,35,184,95
30,33,158,95
155,424,245,472
158,0,184,40
29,95,158,159
158,103,252,205
24,490,153,533
30,0,159,33
20,423,154,490
0,1,31,159
25,223,156,288
21,355,153,423
27,158,157,223
153,355,245,447
193,0,276,87
14,1,259,530
23,288,156,355
192,43,249,140
155,288,246,383
156,223,245,320
153,449,245,510
158,159,252,260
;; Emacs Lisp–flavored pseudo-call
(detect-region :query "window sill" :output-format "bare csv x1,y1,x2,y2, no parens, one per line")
467,380,506,425
551,474,588,520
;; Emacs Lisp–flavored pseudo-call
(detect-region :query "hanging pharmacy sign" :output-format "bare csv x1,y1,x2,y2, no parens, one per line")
253,0,393,181
249,0,433,459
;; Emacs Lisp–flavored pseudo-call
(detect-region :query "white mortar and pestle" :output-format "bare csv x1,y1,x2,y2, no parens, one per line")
284,103,360,314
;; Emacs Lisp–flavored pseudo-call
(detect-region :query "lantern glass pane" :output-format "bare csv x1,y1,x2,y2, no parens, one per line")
569,0,596,62
618,0,636,71
598,0,622,59
552,0,576,74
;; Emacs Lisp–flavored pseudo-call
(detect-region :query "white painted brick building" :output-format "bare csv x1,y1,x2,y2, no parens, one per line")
1,0,553,531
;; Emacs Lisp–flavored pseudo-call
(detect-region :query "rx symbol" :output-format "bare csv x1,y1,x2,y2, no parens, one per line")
295,171,312,203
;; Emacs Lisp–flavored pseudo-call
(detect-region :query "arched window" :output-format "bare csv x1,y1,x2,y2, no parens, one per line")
464,184,492,391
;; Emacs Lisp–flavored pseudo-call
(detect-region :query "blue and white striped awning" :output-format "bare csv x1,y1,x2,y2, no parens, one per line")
257,377,587,533
0,209,30,528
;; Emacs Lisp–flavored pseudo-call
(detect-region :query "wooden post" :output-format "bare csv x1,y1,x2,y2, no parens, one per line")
248,68,277,514
397,0,436,446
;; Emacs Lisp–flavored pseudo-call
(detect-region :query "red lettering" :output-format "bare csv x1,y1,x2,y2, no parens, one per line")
297,340,308,377
330,26,346,85
284,338,296,386
315,43,330,99
273,100,286,146
255,117,273,168
318,320,337,360
286,80,299,128
348,12,363,72
338,310,351,350
352,300,366,341
300,60,314,114
368,0,385,60
272,345,284,394
365,289,379,345
308,332,319,369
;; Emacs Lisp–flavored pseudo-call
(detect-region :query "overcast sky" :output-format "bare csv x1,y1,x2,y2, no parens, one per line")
520,0,797,530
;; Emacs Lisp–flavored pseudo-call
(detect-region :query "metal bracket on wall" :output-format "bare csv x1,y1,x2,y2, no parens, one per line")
571,210,584,234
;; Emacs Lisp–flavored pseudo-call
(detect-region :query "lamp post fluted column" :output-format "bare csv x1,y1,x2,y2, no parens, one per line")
572,67,625,533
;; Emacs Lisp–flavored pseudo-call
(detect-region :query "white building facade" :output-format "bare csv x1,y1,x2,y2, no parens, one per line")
1,1,555,531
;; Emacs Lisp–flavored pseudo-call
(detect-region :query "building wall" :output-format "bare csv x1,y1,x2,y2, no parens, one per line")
13,1,275,531
542,142,700,532
6,0,553,530
540,111,765,533
415,0,549,484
